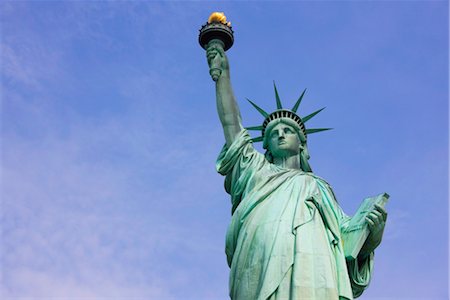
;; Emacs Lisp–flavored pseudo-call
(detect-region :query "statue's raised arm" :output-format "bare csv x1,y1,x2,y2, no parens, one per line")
206,42,243,146
199,13,242,147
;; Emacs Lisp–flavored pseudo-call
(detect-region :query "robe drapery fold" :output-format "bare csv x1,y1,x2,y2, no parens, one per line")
216,130,373,300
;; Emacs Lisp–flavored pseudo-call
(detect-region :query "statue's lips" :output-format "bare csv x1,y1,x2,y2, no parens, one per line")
278,141,287,145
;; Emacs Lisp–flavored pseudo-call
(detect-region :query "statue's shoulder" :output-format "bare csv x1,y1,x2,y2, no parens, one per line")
306,172,341,203
288,170,323,187
307,172,333,189
303,171,323,181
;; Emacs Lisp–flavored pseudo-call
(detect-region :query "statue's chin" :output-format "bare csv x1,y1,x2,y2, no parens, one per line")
272,150,299,159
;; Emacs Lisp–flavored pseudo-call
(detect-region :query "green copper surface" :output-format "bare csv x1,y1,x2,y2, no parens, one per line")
250,136,264,143
292,88,306,113
245,125,264,131
305,127,333,134
246,98,269,118
273,81,283,109
302,107,326,123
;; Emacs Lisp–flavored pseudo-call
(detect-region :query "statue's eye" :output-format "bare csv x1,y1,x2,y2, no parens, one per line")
271,130,278,138
284,128,293,134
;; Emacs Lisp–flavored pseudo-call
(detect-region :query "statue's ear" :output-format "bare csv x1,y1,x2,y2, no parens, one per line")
299,145,312,172
299,144,310,160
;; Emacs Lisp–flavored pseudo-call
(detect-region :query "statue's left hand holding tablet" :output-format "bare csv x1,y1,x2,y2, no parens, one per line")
358,204,388,262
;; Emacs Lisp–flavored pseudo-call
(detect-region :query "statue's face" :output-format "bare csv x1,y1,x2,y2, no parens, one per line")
267,123,301,158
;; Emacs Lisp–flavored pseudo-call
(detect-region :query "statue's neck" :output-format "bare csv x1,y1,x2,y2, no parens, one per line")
273,154,301,170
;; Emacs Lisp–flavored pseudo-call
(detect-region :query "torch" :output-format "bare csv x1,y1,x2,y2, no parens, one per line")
199,12,234,81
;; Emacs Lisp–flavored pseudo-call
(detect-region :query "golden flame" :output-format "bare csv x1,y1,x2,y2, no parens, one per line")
208,12,231,27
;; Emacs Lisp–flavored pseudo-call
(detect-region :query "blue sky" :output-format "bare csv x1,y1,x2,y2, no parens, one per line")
1,1,448,299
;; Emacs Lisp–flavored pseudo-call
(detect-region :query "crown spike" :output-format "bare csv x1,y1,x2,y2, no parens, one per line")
302,107,326,123
246,98,269,117
292,88,306,113
245,125,264,131
251,136,264,143
273,81,282,109
306,128,333,134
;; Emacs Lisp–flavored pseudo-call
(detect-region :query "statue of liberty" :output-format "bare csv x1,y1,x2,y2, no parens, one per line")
200,13,388,300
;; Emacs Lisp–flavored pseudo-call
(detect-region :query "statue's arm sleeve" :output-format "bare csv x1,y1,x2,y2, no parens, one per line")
216,129,265,209
346,252,374,298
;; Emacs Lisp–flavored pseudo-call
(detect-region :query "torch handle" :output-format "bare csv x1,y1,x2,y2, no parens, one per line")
207,39,225,82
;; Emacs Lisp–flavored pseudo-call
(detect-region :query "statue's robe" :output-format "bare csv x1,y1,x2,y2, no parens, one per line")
217,130,373,300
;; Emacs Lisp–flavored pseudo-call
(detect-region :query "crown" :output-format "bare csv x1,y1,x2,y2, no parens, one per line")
246,82,332,144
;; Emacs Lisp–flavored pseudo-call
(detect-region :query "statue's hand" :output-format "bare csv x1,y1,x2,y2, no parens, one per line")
359,204,388,260
206,42,229,78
